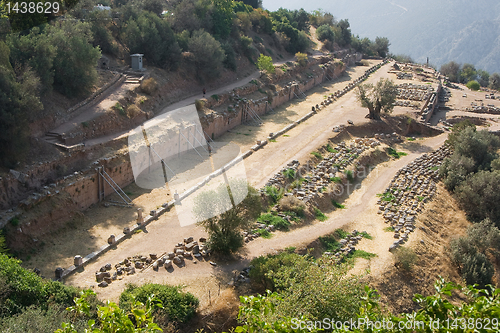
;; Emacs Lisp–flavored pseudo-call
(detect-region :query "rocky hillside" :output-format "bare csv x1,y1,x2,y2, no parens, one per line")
265,0,500,73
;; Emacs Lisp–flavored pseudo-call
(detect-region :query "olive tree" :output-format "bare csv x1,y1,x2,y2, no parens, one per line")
356,78,397,120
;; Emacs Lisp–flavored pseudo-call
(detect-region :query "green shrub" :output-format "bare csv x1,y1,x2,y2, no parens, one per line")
319,235,340,252
0,254,79,317
345,170,354,182
210,94,219,101
282,168,296,180
334,229,349,239
311,151,323,159
387,147,407,159
119,284,198,323
264,186,283,205
330,176,342,183
461,252,494,288
314,207,327,221
257,54,275,74
466,80,480,91
254,229,272,238
393,246,418,271
331,200,345,209
257,213,291,231
349,250,376,260
316,24,334,42
326,144,337,153
295,52,307,66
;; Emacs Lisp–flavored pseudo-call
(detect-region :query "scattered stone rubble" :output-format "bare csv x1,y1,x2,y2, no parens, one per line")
396,72,413,80
323,230,365,264
376,145,452,251
396,83,433,102
263,138,381,203
95,236,209,287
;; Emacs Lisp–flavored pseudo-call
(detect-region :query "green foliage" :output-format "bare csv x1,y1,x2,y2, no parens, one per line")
350,250,376,260
257,54,275,74
221,41,237,71
377,192,396,202
0,41,43,167
0,254,79,317
0,305,87,333
313,207,327,221
466,80,480,91
235,292,319,332
254,228,272,238
188,29,225,82
56,290,162,333
331,200,345,209
393,246,418,271
345,170,354,182
319,235,340,252
357,78,397,120
373,36,390,58
386,147,407,159
295,52,307,66
310,151,322,159
119,284,198,323
460,63,477,84
384,226,395,232
122,11,181,70
211,0,234,38
264,186,283,205
282,168,295,180
330,176,342,183
440,61,461,83
326,144,337,153
194,180,261,254
360,231,373,239
316,24,334,42
249,252,364,323
334,229,349,239
257,213,291,231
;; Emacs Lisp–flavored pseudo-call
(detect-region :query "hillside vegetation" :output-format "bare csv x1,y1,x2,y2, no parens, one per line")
0,0,388,169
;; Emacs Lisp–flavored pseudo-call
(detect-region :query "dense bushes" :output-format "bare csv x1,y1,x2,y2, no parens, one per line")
0,254,79,317
119,284,199,324
249,252,364,323
122,12,181,70
449,219,500,287
440,124,500,223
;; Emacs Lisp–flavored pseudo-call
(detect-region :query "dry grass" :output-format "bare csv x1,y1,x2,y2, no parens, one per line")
369,184,471,314
126,104,142,118
140,78,158,95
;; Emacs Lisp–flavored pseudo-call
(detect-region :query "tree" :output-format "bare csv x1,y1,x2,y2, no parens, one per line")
211,0,234,38
477,69,490,87
440,61,461,82
194,180,261,254
0,50,43,167
242,0,262,8
315,24,334,42
466,80,480,91
187,29,225,82
336,19,351,47
48,20,101,97
373,36,390,58
356,78,397,120
142,0,163,16
123,12,181,70
257,54,274,74
460,63,477,83
455,170,500,224
295,52,307,66
489,72,500,90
